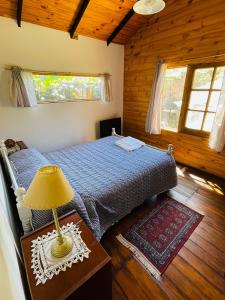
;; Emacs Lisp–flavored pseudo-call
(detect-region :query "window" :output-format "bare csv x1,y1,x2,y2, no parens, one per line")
183,66,225,135
161,63,225,136
32,74,103,103
161,67,187,132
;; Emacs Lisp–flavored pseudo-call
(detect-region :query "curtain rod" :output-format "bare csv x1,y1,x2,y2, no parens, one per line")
4,66,111,77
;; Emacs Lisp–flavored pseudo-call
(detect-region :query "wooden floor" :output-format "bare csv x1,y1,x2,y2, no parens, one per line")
101,165,225,300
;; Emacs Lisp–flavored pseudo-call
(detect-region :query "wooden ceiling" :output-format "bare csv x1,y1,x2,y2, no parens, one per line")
0,0,150,44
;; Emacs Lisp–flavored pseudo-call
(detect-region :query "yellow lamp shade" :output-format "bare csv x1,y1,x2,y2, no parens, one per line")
23,166,75,210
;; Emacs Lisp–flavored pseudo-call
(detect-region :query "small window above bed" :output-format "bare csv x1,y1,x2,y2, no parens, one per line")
32,73,111,103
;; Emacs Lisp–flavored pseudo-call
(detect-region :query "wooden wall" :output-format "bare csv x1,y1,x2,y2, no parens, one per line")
123,0,225,179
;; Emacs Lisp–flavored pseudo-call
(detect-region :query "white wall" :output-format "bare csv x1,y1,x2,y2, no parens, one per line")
0,17,124,152
0,169,25,300
0,248,14,300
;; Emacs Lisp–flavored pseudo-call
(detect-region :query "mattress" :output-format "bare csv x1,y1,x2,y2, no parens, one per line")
10,136,177,240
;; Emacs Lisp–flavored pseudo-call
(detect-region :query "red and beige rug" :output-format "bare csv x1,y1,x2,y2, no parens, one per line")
117,197,203,279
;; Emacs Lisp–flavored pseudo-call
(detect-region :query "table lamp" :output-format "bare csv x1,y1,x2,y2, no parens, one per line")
23,166,75,258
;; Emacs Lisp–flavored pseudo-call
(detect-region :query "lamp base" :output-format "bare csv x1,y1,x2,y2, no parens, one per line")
51,235,73,258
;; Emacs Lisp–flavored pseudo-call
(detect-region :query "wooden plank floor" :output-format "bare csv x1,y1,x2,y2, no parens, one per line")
101,165,225,300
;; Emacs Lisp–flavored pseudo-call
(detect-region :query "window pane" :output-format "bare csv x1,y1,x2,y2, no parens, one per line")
185,111,204,130
213,67,225,89
33,75,102,102
208,91,220,112
189,91,209,110
192,68,214,89
161,67,187,132
203,113,215,132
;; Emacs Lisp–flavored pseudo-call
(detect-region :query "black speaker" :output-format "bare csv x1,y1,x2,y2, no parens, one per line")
100,117,121,138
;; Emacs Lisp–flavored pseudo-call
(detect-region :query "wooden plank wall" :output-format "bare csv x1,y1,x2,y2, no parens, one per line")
123,0,225,179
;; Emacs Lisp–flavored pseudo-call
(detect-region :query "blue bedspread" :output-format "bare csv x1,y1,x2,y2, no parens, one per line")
10,136,177,240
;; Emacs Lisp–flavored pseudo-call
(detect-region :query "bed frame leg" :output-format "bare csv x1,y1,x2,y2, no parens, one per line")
112,128,116,136
167,144,174,155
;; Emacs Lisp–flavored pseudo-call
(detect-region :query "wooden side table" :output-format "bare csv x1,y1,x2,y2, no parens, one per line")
21,211,112,300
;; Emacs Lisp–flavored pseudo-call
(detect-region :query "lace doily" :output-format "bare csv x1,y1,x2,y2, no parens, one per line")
31,222,91,285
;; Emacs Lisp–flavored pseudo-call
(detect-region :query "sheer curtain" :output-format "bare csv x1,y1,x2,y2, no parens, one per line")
145,61,167,134
9,67,37,107
209,75,225,152
100,73,112,102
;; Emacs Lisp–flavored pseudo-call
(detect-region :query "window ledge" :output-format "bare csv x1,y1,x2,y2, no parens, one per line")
161,129,178,134
161,129,209,140
37,99,103,104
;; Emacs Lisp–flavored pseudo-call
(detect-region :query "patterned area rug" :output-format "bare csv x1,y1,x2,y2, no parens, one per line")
117,197,203,279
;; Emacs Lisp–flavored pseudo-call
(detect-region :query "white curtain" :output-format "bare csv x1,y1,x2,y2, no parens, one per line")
145,61,167,134
10,67,37,107
209,75,225,152
100,73,112,102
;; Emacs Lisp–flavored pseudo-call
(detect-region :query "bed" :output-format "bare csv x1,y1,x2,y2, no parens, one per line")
0,133,177,240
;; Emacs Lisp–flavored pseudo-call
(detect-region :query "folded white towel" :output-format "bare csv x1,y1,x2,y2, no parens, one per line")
115,136,145,151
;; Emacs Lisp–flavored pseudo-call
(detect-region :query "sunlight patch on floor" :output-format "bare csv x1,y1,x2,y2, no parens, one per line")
189,174,224,196
176,166,186,177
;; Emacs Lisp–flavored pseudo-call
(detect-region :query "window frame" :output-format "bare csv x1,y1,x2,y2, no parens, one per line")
32,72,104,104
161,65,188,133
178,62,225,137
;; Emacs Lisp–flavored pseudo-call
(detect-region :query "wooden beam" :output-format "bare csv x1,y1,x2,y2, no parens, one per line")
69,0,90,39
107,8,135,46
17,0,23,27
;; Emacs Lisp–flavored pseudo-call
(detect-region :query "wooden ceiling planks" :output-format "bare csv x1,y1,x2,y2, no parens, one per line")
113,13,149,44
22,0,81,32
0,0,17,18
0,0,150,44
75,0,147,43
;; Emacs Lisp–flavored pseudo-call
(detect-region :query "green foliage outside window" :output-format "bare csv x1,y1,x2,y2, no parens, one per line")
33,75,102,102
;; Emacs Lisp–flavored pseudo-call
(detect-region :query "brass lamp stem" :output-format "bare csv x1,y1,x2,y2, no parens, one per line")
52,208,63,244
51,208,73,258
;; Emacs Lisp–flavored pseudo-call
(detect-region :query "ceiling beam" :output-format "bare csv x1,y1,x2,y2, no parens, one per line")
107,8,135,46
17,0,23,27
69,0,90,39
